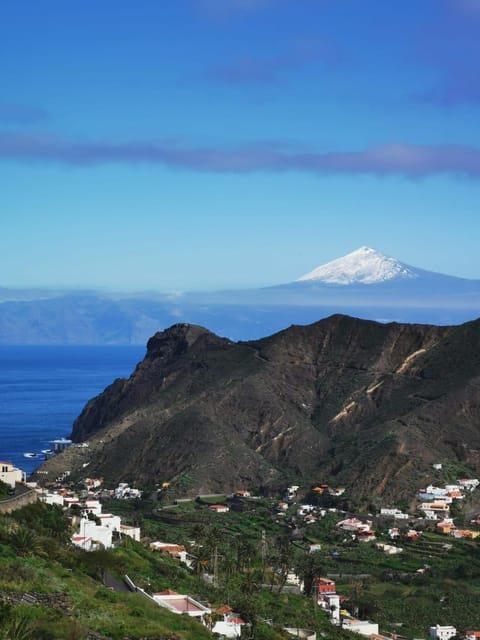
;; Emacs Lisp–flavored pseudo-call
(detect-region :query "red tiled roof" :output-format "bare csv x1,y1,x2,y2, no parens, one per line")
216,604,233,615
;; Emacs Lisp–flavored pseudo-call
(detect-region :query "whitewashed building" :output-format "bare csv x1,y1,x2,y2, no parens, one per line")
0,461,26,488
41,492,65,506
429,625,457,640
80,518,113,549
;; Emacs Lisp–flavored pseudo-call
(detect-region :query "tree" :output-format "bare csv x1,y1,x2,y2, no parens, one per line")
294,550,323,596
10,526,41,557
235,534,259,572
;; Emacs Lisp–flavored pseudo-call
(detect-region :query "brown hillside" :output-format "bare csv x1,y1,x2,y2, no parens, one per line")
34,315,480,502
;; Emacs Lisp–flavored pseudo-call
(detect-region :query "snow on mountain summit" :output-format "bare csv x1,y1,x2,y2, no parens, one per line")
296,246,419,285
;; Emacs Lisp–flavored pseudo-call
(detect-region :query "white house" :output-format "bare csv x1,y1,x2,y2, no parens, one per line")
209,504,229,513
459,478,479,491
420,503,450,520
150,541,189,565
318,593,340,624
84,477,103,489
426,485,448,496
337,518,373,534
285,570,304,591
429,625,457,640
120,524,141,542
64,496,80,508
212,612,245,638
379,508,409,519
287,485,300,498
71,535,94,551
98,513,121,531
41,492,65,506
298,504,315,516
445,484,462,493
80,518,113,549
0,461,26,488
83,499,102,516
114,483,142,499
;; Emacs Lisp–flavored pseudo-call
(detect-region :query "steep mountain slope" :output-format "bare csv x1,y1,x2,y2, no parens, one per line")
34,315,480,501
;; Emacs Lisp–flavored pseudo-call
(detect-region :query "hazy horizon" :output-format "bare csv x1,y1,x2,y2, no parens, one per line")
2,245,480,294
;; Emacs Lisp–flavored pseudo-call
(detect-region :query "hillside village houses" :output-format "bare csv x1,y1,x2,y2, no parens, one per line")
38,487,140,551
15,471,480,639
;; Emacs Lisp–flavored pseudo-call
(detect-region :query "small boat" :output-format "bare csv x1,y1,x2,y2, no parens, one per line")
23,452,38,458
41,449,53,455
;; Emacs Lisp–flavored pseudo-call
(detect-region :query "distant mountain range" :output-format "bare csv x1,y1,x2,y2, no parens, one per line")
2,247,480,344
34,314,480,502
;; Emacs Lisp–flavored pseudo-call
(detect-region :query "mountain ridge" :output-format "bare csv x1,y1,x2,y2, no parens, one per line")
33,314,480,503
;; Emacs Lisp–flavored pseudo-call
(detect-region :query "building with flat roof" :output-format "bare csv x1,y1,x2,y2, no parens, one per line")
152,591,210,620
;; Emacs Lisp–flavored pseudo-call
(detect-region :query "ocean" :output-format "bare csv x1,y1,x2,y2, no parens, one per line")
0,345,145,476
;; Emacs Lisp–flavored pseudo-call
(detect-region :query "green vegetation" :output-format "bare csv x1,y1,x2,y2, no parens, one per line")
118,491,480,638
0,480,11,500
0,502,212,639
2,489,480,639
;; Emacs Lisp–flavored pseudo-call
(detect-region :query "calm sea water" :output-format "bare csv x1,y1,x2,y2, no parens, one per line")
0,345,145,476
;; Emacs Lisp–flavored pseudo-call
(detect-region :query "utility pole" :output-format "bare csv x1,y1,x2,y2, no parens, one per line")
261,529,266,567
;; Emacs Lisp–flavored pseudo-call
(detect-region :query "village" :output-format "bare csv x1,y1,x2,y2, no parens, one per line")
2,458,480,639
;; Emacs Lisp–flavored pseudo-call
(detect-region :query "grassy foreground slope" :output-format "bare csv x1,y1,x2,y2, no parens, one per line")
0,501,213,640
0,501,353,640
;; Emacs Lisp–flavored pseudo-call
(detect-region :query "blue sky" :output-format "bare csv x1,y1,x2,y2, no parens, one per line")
1,0,480,290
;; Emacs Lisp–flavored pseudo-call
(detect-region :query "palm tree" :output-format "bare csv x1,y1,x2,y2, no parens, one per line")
10,527,41,557
0,606,35,640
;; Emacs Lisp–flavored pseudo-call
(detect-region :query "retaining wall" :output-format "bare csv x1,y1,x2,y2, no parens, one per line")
0,487,38,514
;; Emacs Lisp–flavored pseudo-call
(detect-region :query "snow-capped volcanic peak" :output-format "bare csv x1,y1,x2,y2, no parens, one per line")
296,246,419,285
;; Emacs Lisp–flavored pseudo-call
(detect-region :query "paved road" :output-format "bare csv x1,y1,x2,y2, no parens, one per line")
103,572,131,592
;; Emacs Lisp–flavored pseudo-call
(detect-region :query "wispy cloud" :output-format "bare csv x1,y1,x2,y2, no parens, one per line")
0,103,49,124
1,132,480,178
